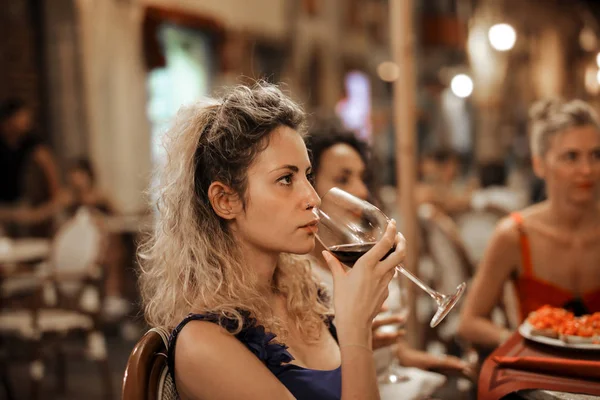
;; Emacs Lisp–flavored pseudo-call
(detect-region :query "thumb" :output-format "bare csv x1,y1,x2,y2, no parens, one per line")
322,251,345,278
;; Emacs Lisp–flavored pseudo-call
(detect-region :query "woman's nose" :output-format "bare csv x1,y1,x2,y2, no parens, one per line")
580,158,593,175
305,183,321,209
351,180,369,201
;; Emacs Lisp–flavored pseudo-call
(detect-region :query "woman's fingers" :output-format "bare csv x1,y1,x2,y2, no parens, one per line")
374,233,406,277
372,314,406,329
372,330,405,350
322,251,346,278
355,219,397,269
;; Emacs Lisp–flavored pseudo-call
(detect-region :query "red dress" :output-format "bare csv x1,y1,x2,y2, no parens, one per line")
511,212,600,320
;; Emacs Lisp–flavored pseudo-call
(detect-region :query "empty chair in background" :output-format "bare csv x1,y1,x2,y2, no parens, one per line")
458,161,527,264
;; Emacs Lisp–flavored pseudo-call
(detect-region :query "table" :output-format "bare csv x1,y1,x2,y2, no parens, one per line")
478,332,600,400
0,238,51,266
0,238,50,297
520,390,600,399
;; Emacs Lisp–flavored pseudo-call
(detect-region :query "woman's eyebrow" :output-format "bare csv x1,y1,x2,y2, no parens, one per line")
270,164,299,173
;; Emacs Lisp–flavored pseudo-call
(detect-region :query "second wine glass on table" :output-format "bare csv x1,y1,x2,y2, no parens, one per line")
375,273,411,384
315,187,466,328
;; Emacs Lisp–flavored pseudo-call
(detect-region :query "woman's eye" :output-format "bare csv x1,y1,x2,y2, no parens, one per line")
563,152,578,161
334,176,349,185
307,172,315,185
278,174,293,186
592,150,600,160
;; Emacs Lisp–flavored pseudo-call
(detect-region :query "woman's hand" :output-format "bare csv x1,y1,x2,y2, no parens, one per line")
323,220,406,345
371,307,406,350
397,345,477,381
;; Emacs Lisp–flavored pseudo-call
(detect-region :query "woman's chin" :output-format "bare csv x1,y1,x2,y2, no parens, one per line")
285,238,316,255
570,193,597,206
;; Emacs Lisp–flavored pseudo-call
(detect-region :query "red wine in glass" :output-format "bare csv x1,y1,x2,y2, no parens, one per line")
328,242,396,267
316,187,466,328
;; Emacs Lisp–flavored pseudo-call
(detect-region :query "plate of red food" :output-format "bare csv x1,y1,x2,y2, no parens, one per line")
518,305,600,350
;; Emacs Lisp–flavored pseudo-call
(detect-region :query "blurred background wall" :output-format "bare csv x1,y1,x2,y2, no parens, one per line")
3,0,600,213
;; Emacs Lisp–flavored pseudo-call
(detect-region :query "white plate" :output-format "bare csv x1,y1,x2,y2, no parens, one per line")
519,322,600,351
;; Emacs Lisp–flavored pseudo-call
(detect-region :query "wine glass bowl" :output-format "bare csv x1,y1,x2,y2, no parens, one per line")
316,187,466,329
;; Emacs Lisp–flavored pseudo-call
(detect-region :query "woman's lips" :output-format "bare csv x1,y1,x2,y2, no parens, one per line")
577,182,594,189
301,225,319,233
300,220,319,233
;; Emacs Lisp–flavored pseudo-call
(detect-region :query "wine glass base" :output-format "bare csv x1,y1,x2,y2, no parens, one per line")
377,368,410,384
430,282,466,328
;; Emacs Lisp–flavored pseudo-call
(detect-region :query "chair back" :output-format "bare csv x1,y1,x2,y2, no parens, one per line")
51,207,102,276
418,204,474,295
419,204,518,334
43,207,105,315
456,207,506,264
122,327,178,400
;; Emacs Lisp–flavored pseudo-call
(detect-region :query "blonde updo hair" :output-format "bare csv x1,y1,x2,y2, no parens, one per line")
139,82,329,339
529,98,600,156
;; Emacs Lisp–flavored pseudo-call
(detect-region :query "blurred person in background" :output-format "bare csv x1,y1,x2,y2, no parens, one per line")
139,83,406,399
62,158,128,320
63,158,114,215
416,149,473,217
0,98,60,205
1,155,129,318
305,121,474,398
0,98,62,236
459,98,600,350
470,161,527,214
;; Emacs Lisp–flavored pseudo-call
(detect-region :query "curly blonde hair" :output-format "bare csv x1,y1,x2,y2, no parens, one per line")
139,82,330,340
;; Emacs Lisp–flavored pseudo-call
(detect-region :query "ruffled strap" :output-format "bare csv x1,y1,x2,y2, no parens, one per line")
167,312,294,384
323,314,338,343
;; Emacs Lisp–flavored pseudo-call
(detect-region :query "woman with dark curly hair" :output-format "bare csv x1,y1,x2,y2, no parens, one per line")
305,123,473,398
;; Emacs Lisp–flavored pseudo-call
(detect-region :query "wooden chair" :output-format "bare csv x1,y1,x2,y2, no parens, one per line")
417,204,475,355
418,204,519,360
0,207,113,399
122,327,178,400
456,205,508,265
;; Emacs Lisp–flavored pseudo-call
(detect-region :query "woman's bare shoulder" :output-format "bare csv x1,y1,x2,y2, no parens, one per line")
494,203,545,239
174,320,294,399
492,214,521,246
175,319,249,363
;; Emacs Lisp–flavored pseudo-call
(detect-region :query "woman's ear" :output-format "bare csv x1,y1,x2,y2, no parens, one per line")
532,155,546,179
207,181,242,220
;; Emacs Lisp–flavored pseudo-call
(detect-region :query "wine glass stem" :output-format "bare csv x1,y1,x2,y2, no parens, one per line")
395,266,442,302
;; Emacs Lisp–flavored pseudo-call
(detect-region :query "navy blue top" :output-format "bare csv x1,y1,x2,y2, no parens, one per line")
0,135,40,203
168,311,342,400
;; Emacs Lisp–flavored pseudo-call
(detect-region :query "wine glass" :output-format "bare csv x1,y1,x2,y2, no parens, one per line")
315,187,466,328
376,273,411,384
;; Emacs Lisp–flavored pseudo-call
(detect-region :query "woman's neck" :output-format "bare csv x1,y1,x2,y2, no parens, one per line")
545,197,599,231
309,240,330,272
237,239,280,293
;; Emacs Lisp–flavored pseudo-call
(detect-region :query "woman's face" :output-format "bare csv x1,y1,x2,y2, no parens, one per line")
231,126,321,255
536,125,600,205
314,143,369,201
1,109,32,141
68,168,92,192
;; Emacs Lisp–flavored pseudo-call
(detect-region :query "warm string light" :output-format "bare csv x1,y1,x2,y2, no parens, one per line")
450,74,473,98
488,23,516,51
